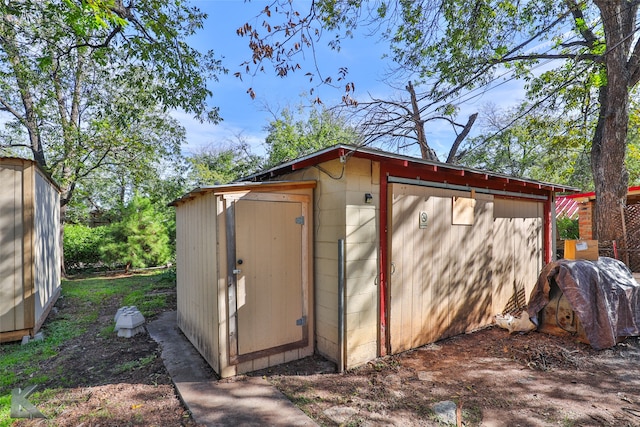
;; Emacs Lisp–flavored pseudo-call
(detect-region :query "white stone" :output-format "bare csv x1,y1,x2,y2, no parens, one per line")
432,400,457,425
115,310,145,331
117,325,145,338
323,406,358,424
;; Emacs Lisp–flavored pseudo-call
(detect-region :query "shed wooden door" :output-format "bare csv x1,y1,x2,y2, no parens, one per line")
388,184,493,354
229,194,309,363
492,198,543,315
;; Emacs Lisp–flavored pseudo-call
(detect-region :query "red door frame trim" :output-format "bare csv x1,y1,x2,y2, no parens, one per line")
378,168,389,356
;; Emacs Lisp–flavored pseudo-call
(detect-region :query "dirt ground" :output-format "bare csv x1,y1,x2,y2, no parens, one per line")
10,286,640,426
11,284,203,427
249,329,640,426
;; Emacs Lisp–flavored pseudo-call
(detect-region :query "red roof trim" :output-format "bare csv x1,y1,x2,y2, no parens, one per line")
564,185,640,200
248,145,577,194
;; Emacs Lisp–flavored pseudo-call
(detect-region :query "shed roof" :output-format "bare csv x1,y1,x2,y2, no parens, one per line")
245,144,579,196
169,180,316,206
0,156,61,192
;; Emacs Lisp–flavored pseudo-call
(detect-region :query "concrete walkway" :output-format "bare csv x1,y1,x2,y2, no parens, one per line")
147,311,317,427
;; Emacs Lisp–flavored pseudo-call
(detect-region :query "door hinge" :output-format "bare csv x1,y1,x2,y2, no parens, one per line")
295,216,305,225
296,316,307,326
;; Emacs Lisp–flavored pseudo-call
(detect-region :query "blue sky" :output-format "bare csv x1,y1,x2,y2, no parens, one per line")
178,0,527,159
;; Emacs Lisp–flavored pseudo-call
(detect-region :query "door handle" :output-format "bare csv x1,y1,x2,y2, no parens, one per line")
391,262,396,275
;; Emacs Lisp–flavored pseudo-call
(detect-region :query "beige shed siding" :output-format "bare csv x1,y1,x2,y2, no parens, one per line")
278,163,346,364
175,193,219,372
0,164,24,333
278,158,380,368
0,159,60,341
492,198,544,315
33,168,61,326
175,184,315,378
344,158,379,368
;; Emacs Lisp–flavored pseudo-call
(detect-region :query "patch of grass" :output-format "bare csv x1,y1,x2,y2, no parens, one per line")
290,395,315,406
0,319,84,393
80,407,114,421
99,323,116,338
112,355,157,375
561,416,579,427
23,388,74,423
0,269,175,426
0,394,11,427
122,287,170,317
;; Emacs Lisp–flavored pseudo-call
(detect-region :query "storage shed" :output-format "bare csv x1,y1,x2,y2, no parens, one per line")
172,145,576,377
0,157,61,343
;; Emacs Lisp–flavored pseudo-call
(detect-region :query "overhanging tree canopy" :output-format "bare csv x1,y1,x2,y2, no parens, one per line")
239,0,640,241
0,0,223,221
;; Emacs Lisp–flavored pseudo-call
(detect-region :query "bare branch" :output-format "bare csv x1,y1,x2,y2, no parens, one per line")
447,113,478,163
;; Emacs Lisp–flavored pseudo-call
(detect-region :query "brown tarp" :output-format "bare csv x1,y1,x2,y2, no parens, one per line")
527,257,640,350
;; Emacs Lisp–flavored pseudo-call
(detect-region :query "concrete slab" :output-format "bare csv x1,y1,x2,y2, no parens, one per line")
148,311,317,427
147,311,215,383
177,378,316,427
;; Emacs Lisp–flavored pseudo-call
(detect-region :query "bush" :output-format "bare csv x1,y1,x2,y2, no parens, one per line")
63,224,109,271
557,216,579,240
100,195,172,272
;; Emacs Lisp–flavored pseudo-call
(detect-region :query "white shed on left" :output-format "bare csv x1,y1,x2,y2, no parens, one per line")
0,157,61,343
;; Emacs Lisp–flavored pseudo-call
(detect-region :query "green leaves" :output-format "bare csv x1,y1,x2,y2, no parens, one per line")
459,103,594,190
264,105,359,168
100,195,172,271
61,0,127,33
0,0,222,234
187,142,262,186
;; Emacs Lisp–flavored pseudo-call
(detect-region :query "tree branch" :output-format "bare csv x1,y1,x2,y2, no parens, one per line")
0,96,27,126
446,113,478,163
565,0,599,48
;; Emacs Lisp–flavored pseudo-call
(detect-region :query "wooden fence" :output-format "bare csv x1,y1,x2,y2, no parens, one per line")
599,203,640,272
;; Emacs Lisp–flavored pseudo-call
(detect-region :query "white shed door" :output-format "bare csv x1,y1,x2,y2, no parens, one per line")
230,195,308,362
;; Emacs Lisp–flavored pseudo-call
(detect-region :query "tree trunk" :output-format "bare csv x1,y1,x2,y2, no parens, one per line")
60,203,68,278
406,81,438,161
591,1,634,241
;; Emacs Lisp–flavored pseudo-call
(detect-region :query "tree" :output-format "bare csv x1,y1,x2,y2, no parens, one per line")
625,98,640,186
0,0,223,225
459,103,594,190
62,107,187,225
101,195,171,273
238,1,640,241
341,80,477,162
187,138,263,185
263,105,360,168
